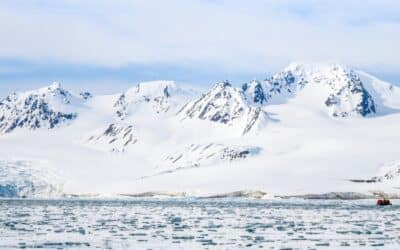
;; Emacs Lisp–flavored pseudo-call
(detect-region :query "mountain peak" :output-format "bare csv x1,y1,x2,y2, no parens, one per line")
283,62,349,72
127,80,177,97
219,80,232,88
0,83,80,133
48,82,61,90
243,63,376,117
114,80,195,119
179,81,269,135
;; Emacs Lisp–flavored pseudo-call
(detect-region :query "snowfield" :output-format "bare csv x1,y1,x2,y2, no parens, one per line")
0,63,400,198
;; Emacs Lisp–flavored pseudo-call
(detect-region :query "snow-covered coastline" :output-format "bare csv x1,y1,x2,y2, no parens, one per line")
1,63,400,199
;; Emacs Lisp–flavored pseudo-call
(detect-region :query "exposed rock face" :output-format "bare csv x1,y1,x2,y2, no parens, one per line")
179,81,269,134
0,82,80,134
242,80,267,105
151,143,262,176
321,68,376,117
87,123,138,152
79,91,93,100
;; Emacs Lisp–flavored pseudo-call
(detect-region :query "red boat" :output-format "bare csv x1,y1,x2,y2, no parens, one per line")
377,199,392,206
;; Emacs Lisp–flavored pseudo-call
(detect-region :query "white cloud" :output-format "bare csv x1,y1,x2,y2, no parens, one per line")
0,0,399,73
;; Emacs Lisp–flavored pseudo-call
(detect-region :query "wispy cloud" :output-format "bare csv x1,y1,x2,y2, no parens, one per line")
0,0,399,77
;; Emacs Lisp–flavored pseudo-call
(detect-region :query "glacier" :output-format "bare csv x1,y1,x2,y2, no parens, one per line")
0,160,62,198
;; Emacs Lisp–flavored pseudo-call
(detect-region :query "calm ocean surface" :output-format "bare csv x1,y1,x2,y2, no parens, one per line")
0,198,399,249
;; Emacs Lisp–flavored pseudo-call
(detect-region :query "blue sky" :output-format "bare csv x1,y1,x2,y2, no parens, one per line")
0,0,399,96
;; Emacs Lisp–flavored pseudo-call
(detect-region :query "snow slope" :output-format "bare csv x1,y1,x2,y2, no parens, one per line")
83,81,197,152
357,70,400,114
148,143,262,177
1,64,400,198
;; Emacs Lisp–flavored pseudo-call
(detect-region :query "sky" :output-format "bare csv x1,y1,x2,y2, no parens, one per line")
0,0,399,96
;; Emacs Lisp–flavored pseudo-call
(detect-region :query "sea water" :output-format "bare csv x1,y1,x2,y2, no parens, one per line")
0,198,399,249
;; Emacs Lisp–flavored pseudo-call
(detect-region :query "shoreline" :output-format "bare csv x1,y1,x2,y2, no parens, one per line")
2,189,400,201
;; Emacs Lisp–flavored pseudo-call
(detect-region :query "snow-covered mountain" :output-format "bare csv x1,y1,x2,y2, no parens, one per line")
1,63,400,198
86,81,196,152
114,81,194,119
0,82,83,134
178,81,270,135
243,63,379,117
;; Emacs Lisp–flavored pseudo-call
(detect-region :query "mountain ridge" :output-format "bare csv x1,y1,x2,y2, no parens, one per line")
1,64,399,136
1,63,400,197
